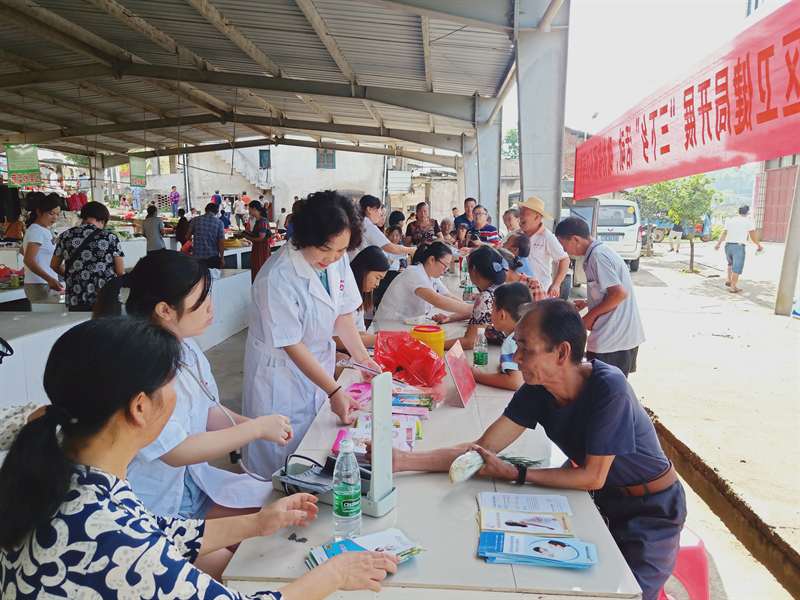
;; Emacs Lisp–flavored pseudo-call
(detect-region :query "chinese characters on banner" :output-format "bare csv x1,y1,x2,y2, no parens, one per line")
129,157,146,188
4,144,41,188
574,2,800,200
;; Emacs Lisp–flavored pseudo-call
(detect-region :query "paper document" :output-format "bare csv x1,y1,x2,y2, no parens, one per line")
478,492,573,516
479,509,573,537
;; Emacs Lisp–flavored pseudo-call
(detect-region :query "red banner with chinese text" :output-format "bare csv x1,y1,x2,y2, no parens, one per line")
574,1,800,200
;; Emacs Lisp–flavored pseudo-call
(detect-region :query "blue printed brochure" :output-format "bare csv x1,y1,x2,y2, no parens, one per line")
478,531,598,569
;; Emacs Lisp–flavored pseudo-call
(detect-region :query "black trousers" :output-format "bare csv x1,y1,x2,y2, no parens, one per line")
586,346,639,378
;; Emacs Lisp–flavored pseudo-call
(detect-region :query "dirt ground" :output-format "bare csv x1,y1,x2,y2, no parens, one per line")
628,240,798,599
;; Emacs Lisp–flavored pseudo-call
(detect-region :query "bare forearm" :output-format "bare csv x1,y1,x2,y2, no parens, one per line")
284,343,338,396
396,443,474,473
200,513,259,556
279,564,340,600
383,242,414,256
161,422,258,467
525,465,604,491
473,369,523,391
553,257,570,286
586,288,626,321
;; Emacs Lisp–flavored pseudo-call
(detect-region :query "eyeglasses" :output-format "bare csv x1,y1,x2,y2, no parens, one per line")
437,259,451,269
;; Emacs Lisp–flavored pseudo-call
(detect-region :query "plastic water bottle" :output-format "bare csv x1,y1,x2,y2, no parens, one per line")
332,438,362,540
473,327,489,369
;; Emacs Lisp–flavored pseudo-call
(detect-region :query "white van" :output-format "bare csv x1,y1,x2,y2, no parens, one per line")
596,199,641,271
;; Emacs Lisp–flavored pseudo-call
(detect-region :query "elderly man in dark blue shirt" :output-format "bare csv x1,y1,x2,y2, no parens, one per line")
390,299,686,600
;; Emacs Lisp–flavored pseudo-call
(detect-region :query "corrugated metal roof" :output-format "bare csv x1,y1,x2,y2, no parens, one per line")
0,0,513,155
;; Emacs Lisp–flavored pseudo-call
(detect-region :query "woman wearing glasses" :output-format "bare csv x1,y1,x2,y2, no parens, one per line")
373,241,471,324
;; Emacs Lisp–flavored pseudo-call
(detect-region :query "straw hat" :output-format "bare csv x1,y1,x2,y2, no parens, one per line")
518,196,552,220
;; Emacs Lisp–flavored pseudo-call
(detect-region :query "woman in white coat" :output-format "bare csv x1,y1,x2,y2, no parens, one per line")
243,191,380,477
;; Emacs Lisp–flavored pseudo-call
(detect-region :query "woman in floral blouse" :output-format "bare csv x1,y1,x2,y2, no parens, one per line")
0,318,397,599
404,201,441,246
437,245,508,349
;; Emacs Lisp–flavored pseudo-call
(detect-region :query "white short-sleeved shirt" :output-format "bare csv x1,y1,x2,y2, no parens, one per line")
528,225,568,291
583,242,645,354
127,338,215,516
374,264,437,322
349,217,390,261
723,215,755,244
22,223,58,284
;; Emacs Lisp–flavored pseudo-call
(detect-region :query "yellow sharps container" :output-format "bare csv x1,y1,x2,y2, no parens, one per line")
410,325,446,357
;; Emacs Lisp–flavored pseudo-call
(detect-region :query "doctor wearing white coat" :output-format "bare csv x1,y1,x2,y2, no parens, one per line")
244,191,381,477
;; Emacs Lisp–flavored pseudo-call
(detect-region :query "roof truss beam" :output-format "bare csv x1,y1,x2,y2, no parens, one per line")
294,0,357,83
0,0,258,133
103,136,456,169
361,0,568,32
184,0,283,77
82,0,284,131
0,112,466,151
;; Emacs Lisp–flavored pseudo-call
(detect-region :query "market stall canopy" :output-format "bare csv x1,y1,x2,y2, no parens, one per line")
0,0,567,163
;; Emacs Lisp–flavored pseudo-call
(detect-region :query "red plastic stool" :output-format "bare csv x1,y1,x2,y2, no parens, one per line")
658,528,710,600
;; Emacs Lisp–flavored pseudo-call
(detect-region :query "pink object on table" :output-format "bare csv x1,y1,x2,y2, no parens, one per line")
331,429,348,454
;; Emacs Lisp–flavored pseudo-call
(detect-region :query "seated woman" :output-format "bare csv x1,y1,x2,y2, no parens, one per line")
338,245,390,349
439,245,508,350
93,251,291,576
0,318,397,599
374,241,471,324
389,300,686,600
404,201,441,246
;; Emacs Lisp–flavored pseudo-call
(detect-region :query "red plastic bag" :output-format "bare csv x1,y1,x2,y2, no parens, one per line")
374,331,447,388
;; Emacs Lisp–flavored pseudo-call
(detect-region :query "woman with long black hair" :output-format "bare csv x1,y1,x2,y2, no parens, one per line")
0,317,397,598
21,191,63,303
94,251,290,577
238,199,272,281
348,245,390,347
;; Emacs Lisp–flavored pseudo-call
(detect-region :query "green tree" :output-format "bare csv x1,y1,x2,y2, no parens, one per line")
626,175,720,269
502,128,519,159
666,174,721,272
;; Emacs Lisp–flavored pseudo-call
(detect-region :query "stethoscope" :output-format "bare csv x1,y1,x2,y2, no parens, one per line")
179,344,270,483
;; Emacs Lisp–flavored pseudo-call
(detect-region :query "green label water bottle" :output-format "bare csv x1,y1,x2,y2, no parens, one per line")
332,438,362,540
473,327,489,368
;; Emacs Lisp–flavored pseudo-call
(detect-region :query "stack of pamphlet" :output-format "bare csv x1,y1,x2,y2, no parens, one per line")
345,382,435,415
306,528,424,570
476,492,597,569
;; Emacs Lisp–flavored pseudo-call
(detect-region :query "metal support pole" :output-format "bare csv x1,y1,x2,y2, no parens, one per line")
775,167,800,316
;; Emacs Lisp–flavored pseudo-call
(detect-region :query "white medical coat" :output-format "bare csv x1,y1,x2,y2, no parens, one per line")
242,243,362,477
127,338,272,517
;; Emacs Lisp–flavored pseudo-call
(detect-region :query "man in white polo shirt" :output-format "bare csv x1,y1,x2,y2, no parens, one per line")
518,196,570,297
714,205,763,294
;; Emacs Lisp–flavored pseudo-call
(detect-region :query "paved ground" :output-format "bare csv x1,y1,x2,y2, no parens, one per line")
628,240,797,599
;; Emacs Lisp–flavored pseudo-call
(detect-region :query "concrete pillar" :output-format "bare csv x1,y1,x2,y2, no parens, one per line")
462,139,479,203
455,156,466,204
515,13,570,226
775,168,800,315
90,156,105,203
460,99,502,224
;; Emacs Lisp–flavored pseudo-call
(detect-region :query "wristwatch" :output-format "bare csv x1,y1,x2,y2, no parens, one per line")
514,463,528,485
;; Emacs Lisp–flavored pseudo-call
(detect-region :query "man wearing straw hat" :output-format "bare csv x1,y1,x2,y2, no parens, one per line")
518,197,570,298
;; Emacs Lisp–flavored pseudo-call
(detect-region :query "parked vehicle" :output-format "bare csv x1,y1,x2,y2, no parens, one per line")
596,199,642,271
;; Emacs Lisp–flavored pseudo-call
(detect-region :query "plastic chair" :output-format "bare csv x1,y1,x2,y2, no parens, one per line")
658,528,710,600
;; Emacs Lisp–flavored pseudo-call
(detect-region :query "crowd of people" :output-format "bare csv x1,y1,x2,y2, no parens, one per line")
3,190,684,600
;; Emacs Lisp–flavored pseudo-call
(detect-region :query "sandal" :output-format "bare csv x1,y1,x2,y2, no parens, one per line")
724,281,731,287
729,287,742,293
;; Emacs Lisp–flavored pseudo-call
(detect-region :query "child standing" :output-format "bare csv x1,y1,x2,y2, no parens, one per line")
471,282,532,391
